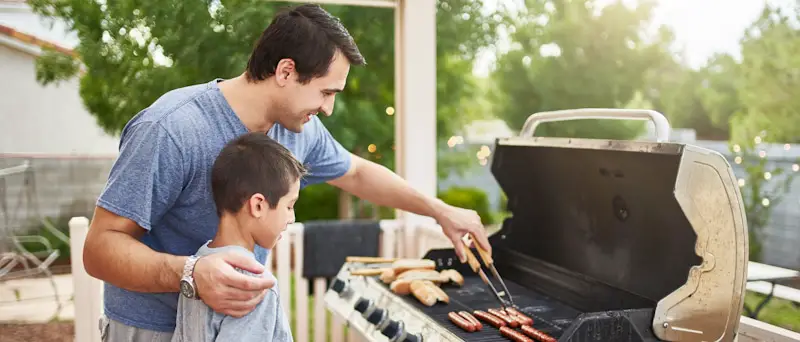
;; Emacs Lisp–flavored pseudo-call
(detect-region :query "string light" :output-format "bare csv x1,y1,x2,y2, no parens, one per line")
793,164,799,172
733,144,741,153
368,144,377,153
764,172,772,180
385,107,395,116
785,144,791,151
738,179,745,187
762,198,770,207
734,156,742,164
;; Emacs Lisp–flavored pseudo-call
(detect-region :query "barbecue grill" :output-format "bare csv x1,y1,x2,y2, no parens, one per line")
324,109,749,342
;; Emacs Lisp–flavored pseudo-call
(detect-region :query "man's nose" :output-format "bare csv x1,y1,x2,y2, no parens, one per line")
320,97,335,116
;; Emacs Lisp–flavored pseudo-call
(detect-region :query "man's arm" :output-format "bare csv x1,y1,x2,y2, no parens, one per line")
84,206,273,317
328,154,491,262
83,206,185,292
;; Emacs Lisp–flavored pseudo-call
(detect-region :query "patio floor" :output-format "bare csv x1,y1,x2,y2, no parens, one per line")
0,273,74,323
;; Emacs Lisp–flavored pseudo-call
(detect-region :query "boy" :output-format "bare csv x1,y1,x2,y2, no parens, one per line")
171,132,307,342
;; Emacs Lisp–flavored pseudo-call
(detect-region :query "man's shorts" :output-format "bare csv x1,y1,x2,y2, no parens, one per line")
99,315,174,342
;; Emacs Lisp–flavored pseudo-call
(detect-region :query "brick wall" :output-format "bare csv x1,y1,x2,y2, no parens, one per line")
0,156,116,243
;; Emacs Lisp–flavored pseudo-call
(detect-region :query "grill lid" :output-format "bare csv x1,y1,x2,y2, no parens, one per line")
488,109,748,342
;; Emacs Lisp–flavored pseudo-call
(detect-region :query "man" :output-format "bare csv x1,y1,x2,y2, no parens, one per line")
85,4,490,341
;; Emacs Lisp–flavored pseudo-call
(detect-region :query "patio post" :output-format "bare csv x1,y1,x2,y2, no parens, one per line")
394,0,438,258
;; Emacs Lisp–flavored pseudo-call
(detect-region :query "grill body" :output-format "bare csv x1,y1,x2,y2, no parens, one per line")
325,110,748,342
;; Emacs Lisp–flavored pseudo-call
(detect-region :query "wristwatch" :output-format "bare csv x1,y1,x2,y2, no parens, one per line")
179,255,200,299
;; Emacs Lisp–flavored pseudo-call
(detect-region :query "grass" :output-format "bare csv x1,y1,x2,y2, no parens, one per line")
744,291,800,332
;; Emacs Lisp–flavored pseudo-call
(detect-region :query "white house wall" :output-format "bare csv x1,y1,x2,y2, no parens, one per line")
0,43,120,156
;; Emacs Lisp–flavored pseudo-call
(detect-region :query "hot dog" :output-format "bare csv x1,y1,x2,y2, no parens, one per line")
458,311,482,331
520,325,557,342
500,326,534,342
473,310,506,328
448,312,476,332
506,307,534,326
488,308,520,328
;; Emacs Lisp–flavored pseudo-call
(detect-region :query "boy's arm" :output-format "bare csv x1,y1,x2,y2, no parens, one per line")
214,289,290,342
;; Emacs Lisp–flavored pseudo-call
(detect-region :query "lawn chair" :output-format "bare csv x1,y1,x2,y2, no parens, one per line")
0,161,63,314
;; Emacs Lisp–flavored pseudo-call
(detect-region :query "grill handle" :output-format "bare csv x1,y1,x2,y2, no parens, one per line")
519,108,671,142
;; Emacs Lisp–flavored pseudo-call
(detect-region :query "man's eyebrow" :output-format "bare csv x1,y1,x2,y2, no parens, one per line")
324,88,343,93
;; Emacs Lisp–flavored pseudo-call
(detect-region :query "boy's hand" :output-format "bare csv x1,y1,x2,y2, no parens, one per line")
193,251,275,317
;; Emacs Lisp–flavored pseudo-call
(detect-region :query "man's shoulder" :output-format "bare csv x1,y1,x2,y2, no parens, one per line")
121,80,235,149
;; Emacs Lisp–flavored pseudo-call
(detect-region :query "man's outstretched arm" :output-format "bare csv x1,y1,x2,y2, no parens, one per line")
328,154,491,262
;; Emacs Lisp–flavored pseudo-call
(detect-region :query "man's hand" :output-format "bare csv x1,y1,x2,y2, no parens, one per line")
193,251,276,317
434,204,492,263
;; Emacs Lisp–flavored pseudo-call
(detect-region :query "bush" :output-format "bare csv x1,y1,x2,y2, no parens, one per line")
437,186,494,225
295,183,340,222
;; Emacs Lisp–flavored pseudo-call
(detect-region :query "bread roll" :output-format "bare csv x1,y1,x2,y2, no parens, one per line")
391,259,436,275
410,280,438,306
440,269,464,286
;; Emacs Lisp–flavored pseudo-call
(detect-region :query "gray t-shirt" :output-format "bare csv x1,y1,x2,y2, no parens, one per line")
171,242,293,342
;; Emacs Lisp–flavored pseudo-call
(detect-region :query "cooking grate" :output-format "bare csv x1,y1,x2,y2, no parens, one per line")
385,275,583,341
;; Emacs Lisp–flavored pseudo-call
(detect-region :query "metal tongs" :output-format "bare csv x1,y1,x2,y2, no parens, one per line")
459,233,516,312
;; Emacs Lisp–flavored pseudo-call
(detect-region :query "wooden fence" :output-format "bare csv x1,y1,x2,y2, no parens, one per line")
67,217,452,342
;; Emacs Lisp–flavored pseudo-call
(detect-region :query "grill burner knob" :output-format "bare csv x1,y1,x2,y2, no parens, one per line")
354,297,372,314
381,320,402,339
366,308,387,325
331,278,347,294
402,334,420,342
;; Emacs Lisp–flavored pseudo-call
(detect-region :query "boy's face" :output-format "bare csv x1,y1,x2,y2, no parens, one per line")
250,179,301,249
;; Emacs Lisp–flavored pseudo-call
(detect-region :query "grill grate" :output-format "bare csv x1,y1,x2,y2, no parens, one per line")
384,275,583,341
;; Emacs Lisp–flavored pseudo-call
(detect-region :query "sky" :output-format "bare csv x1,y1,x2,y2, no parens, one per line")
473,0,797,76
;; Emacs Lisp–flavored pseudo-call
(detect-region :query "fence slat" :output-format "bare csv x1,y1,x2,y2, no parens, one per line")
313,278,328,342
68,216,102,342
331,315,345,342
276,231,291,322
293,229,309,342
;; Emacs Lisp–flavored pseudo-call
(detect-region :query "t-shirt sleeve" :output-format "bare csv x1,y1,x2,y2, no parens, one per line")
214,289,292,342
302,117,352,187
96,121,186,231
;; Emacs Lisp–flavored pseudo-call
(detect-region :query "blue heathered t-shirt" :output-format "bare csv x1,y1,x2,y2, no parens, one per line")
96,79,352,332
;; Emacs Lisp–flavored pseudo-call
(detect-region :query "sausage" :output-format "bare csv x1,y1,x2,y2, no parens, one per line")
500,326,534,342
448,311,476,332
473,310,506,328
520,325,557,342
506,308,535,326
488,308,520,328
458,311,482,331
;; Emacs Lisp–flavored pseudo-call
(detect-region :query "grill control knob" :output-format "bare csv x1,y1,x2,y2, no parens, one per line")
403,334,421,342
366,308,387,325
381,320,403,340
331,278,347,294
354,298,372,314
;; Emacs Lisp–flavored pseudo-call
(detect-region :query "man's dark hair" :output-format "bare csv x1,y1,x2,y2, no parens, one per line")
211,132,308,216
245,4,366,84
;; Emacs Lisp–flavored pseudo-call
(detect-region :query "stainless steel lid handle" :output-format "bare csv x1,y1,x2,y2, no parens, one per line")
519,108,672,142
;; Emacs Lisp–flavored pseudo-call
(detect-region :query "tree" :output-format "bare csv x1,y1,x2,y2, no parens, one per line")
730,5,800,144
490,0,676,139
29,0,504,218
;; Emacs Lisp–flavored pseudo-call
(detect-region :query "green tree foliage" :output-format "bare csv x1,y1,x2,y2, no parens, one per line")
28,0,503,172
490,0,676,139
730,5,800,144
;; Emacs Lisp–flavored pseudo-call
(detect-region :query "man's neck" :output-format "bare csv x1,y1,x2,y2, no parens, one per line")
208,214,256,252
218,74,277,133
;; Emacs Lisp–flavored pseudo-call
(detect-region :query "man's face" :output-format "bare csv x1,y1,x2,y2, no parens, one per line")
274,50,351,133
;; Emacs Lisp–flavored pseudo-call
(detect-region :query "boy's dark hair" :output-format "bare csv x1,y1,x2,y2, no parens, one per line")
212,132,308,216
245,4,366,84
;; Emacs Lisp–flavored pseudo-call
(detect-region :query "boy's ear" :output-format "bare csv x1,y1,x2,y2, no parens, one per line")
248,193,267,218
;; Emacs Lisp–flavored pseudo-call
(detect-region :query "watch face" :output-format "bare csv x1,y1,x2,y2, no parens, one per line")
180,280,195,298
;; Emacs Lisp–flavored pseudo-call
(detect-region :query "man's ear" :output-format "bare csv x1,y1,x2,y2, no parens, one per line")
275,58,296,87
248,193,267,218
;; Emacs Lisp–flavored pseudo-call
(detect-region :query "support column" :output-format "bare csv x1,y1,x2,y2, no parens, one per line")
395,0,438,257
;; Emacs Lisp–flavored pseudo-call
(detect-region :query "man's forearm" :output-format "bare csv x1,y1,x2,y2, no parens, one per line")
84,229,186,293
329,155,447,218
